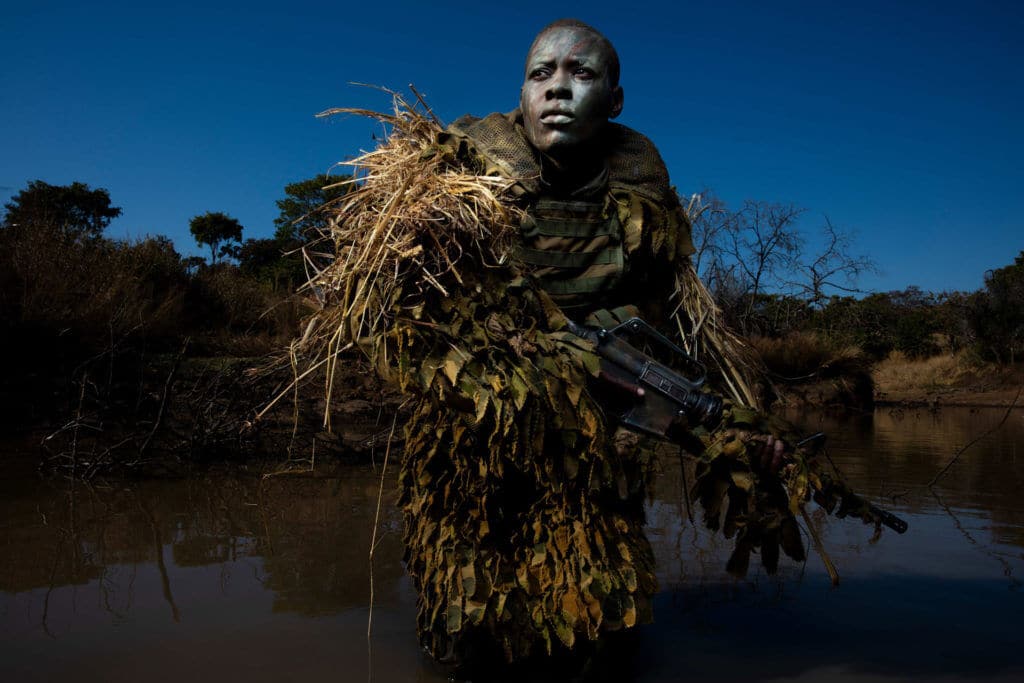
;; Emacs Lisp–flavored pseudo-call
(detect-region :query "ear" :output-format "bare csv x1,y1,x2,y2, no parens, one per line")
609,85,624,119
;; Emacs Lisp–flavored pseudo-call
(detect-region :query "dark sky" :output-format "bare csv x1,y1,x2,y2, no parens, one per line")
2,0,1021,293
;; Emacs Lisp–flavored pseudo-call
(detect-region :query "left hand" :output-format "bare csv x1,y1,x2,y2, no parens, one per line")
754,433,788,476
718,428,789,475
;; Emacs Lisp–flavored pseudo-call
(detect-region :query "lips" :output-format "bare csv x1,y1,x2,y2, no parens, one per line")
540,110,574,125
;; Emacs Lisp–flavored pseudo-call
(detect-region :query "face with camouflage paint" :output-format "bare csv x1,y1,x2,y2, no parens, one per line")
520,26,624,163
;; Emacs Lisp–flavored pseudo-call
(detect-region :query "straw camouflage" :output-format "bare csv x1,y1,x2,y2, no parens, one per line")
290,93,899,662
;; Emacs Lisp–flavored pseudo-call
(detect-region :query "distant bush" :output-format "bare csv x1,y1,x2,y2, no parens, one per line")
809,288,951,360
1,224,188,345
966,252,1024,364
0,207,308,425
751,331,870,381
750,332,873,408
184,264,307,354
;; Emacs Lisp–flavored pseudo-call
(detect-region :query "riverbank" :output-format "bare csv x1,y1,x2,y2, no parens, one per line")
872,351,1024,407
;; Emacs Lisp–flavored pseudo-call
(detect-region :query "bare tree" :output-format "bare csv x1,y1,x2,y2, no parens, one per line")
685,190,728,276
727,200,804,301
796,217,875,308
685,191,875,336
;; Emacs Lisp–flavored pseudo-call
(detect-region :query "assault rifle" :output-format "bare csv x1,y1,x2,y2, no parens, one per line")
564,316,724,436
566,316,907,534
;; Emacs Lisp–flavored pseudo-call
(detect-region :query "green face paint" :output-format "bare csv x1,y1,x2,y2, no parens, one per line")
520,27,623,164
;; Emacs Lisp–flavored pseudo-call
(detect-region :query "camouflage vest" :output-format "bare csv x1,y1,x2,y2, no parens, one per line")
516,173,624,313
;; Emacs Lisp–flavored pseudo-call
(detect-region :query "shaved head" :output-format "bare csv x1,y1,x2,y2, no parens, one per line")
527,19,620,88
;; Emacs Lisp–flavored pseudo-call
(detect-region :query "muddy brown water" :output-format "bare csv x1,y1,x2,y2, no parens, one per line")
2,407,1023,682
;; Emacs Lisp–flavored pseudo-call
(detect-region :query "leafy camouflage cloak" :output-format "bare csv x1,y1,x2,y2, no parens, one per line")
295,95,897,663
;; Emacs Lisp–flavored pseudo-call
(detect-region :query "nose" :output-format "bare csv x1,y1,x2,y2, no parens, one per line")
545,70,571,99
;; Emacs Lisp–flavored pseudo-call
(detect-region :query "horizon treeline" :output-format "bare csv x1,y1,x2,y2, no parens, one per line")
686,192,1024,366
1,177,1020,470
1,178,1022,426
3,179,1022,366
0,178,351,440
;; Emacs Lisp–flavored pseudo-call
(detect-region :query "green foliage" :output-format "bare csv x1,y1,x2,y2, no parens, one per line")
967,251,1024,363
233,175,352,292
189,211,243,264
238,237,284,279
273,174,350,243
2,179,122,240
237,237,306,292
812,287,944,359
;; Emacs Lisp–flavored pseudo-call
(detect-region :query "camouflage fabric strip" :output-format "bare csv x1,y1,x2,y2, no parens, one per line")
539,274,621,296
517,245,622,268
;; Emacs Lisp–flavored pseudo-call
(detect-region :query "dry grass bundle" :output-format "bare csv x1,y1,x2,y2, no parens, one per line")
293,93,522,407
279,92,531,435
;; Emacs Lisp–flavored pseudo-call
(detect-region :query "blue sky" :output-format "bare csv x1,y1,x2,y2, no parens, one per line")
2,0,1021,294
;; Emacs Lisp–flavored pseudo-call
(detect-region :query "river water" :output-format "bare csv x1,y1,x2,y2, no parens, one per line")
2,407,1022,682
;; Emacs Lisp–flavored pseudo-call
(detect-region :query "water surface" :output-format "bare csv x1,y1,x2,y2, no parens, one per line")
2,407,1022,682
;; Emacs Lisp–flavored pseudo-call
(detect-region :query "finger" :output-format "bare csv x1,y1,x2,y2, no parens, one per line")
770,439,785,474
760,437,773,471
598,369,645,398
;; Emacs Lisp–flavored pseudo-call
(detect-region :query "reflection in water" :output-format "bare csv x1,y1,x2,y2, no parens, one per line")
1,407,1023,682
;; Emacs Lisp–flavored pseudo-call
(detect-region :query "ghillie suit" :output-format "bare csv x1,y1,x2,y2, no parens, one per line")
292,94,897,663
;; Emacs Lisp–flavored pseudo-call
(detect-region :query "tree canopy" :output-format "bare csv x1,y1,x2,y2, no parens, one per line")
228,174,353,292
273,174,350,243
968,251,1024,363
189,211,243,264
2,180,122,240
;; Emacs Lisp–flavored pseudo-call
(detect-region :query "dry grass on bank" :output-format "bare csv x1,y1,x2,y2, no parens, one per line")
873,351,1024,405
751,332,870,381
873,351,970,394
749,332,874,409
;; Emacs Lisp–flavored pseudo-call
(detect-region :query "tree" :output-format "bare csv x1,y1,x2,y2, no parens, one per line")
273,174,350,243
688,191,875,336
189,211,243,264
237,237,303,291
799,218,875,308
2,180,121,240
812,288,944,359
968,251,1024,363
229,174,352,292
689,194,803,334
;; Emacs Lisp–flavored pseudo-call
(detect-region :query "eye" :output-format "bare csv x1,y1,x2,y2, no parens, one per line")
529,67,550,81
574,67,595,80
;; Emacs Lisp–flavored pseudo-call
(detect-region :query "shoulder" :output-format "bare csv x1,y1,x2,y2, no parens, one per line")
604,124,694,261
604,123,675,205
442,111,541,194
441,113,681,211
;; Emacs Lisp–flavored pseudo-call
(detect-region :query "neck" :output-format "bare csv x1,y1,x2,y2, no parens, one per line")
539,146,606,195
